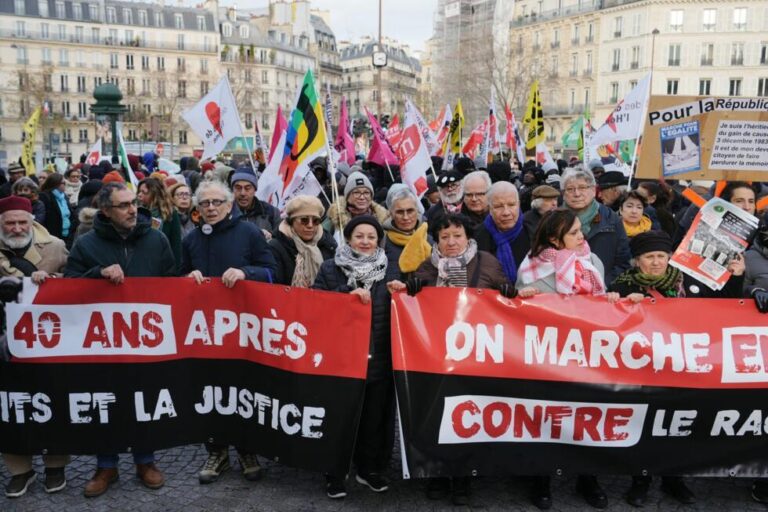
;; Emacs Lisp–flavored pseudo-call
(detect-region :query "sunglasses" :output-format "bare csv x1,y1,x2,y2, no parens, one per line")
293,216,321,226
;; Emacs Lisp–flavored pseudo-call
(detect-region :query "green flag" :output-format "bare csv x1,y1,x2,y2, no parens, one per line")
561,116,583,148
619,139,635,163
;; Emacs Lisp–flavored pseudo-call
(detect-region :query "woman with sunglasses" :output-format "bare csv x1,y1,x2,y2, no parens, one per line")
269,195,337,286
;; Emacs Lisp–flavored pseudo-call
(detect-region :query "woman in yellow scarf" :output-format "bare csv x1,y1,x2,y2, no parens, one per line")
382,185,431,279
619,190,653,238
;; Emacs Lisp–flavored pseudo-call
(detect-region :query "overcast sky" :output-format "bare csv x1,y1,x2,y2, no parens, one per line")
218,0,436,52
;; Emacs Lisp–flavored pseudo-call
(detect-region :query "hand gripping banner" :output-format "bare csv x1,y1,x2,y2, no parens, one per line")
0,278,371,476
391,289,768,479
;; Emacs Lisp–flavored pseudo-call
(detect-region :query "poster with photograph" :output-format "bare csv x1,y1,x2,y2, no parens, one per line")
660,121,701,176
670,197,758,290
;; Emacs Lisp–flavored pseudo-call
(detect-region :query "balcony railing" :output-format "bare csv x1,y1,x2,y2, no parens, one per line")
668,59,680,66
571,38,580,46
701,57,713,66
731,57,744,65
511,0,603,28
630,61,639,69
611,63,620,71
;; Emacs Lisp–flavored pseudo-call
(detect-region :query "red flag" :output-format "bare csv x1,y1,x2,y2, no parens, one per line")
385,113,403,151
334,96,355,165
428,105,445,133
461,121,488,159
365,108,399,167
268,105,287,163
398,103,432,198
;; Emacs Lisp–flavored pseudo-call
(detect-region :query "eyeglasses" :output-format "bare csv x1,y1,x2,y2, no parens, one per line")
350,190,372,198
393,208,417,217
564,185,592,195
174,192,191,198
198,199,226,208
465,192,487,199
109,199,139,210
293,216,321,226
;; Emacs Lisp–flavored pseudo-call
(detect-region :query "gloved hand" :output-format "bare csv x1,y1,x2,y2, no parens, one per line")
406,277,424,296
753,289,768,314
498,283,517,299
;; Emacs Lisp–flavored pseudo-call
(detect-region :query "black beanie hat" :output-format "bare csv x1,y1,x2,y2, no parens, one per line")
630,230,674,258
343,214,384,242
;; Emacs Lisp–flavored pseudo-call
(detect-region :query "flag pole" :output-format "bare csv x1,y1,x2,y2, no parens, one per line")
384,161,395,182
317,81,344,237
223,75,259,172
627,72,652,189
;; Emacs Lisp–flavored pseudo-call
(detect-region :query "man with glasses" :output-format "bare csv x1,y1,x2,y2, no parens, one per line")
65,182,176,497
461,171,492,232
426,170,465,225
327,171,389,235
179,180,276,485
230,169,280,240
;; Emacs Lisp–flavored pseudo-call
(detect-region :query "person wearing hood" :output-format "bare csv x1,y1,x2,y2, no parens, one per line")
180,180,276,486
383,184,431,279
326,171,390,234
269,195,337,286
64,182,175,497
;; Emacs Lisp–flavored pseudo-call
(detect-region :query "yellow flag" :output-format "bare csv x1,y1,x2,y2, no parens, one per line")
441,99,464,158
21,107,41,176
523,81,544,150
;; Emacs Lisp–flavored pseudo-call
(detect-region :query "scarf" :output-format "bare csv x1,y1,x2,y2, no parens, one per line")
52,189,71,238
612,266,685,298
346,203,372,217
483,213,523,282
518,241,606,295
278,220,324,288
64,180,82,207
430,239,478,288
334,243,388,290
575,200,600,236
385,220,432,273
623,215,653,238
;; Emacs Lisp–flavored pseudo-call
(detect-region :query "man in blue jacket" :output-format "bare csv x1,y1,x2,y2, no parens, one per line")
65,182,176,497
180,180,276,484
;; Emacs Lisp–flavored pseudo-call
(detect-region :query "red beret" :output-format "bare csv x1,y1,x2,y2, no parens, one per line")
201,161,215,174
0,196,33,214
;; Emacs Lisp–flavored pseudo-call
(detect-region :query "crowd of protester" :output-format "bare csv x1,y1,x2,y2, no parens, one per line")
0,149,767,509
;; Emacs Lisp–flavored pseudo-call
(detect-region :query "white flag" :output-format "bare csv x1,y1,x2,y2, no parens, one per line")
589,73,651,147
85,139,102,166
535,142,557,171
181,76,241,161
256,129,287,207
399,102,433,198
405,99,439,159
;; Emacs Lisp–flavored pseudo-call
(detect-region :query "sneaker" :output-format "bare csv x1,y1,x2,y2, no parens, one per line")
326,475,347,499
44,468,66,494
356,472,389,492
5,470,36,498
198,450,230,484
238,453,263,482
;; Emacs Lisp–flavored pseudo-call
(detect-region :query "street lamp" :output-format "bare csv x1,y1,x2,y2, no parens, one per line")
650,28,660,92
90,83,127,163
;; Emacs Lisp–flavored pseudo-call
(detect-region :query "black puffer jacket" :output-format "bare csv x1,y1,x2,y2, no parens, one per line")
268,229,337,285
312,255,399,381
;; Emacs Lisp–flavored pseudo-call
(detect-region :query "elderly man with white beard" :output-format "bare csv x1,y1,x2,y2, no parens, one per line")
0,196,70,499
425,170,465,225
0,196,68,283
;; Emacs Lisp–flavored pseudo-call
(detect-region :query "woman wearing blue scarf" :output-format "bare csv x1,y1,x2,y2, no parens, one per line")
39,173,74,247
473,181,530,281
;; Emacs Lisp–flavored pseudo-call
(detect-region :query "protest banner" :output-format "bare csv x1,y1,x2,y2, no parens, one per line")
392,290,768,478
636,96,768,181
671,197,758,290
0,279,371,476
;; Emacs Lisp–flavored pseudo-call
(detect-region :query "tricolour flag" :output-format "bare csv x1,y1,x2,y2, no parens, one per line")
589,73,651,147
504,103,525,164
535,142,557,170
399,102,433,198
181,76,241,161
21,107,41,176
365,107,398,167
523,81,544,150
334,96,355,165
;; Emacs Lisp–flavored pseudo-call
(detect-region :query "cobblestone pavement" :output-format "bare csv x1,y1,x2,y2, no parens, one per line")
1,444,765,511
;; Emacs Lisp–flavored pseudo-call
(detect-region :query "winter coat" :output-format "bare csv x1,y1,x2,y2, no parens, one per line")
39,190,74,243
609,268,745,299
414,250,509,290
473,219,532,269
744,239,768,296
326,198,390,234
383,229,434,281
268,229,337,285
236,200,281,235
65,208,176,278
31,199,46,225
522,208,543,244
581,203,631,284
152,208,182,274
0,222,68,277
516,253,605,294
180,208,276,282
460,203,487,234
312,258,400,381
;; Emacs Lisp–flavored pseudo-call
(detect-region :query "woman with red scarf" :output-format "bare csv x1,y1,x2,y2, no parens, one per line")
515,208,618,510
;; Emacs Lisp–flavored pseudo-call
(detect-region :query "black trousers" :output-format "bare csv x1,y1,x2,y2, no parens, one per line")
352,377,396,475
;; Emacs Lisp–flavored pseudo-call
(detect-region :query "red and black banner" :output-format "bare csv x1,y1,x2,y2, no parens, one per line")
0,278,371,476
391,289,768,478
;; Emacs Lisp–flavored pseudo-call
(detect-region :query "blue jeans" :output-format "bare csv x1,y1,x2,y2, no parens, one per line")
97,452,154,468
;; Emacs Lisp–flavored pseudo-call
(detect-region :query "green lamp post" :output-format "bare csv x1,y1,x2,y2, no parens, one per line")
90,83,127,162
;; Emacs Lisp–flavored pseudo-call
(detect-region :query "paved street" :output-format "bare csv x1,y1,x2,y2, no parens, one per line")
1,444,765,511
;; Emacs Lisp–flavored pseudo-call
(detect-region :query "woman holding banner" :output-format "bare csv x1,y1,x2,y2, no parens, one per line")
312,215,404,499
407,213,514,506
610,230,747,506
515,208,619,510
